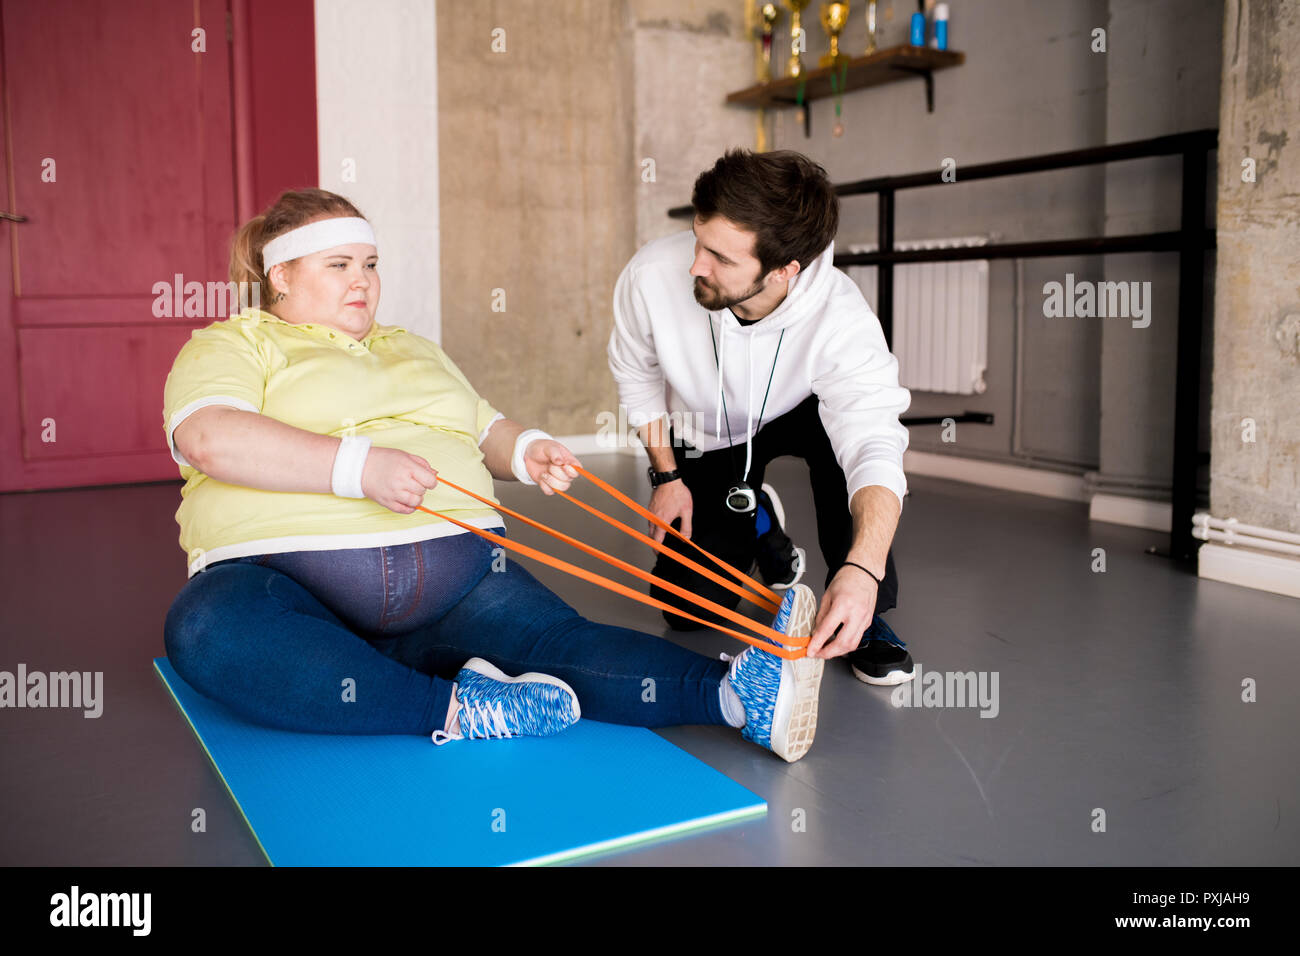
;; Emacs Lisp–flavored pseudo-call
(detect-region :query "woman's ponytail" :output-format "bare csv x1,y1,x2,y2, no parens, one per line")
229,213,268,290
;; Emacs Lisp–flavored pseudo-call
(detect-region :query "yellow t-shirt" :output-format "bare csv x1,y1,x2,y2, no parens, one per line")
162,307,506,577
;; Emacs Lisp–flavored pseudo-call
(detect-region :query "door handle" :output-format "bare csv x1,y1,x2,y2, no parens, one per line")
0,212,28,222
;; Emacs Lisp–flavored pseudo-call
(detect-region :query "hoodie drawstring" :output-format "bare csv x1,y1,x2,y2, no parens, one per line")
709,316,786,487
744,335,755,481
714,318,726,439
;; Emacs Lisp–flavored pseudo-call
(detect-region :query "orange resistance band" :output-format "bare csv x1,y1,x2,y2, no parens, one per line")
418,479,809,659
571,465,780,610
545,488,779,615
436,466,776,613
423,478,798,652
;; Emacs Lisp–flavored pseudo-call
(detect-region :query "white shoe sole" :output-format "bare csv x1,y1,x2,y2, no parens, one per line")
768,583,822,763
849,663,916,687
461,657,581,721
760,482,786,529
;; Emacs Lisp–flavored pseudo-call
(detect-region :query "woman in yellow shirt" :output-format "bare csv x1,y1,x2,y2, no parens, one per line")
162,188,820,762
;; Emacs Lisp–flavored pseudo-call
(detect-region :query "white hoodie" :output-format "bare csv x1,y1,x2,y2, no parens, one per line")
607,229,911,510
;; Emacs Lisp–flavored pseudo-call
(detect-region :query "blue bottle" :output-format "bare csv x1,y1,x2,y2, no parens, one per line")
910,11,925,46
934,3,949,50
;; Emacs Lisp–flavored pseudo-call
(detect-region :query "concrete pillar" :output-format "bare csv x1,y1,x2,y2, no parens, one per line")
1211,0,1300,535
436,0,636,435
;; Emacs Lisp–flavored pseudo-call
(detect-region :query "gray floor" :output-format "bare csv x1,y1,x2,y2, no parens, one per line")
1,454,1296,866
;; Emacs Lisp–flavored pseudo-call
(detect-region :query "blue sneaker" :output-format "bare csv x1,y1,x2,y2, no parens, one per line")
431,658,580,745
724,583,822,762
755,485,806,591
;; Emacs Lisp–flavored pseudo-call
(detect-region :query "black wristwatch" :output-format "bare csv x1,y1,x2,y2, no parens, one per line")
647,466,682,488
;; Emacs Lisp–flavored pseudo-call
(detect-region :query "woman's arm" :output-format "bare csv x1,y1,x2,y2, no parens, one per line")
478,417,525,481
479,416,582,494
173,406,438,514
175,406,338,492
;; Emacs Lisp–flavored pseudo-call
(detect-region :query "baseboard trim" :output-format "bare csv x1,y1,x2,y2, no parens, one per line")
1197,542,1300,600
1089,492,1172,532
902,450,1088,502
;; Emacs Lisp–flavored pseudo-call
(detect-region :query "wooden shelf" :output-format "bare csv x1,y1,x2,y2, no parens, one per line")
726,44,964,114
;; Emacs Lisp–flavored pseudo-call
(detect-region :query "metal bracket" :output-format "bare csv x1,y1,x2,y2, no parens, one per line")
900,411,995,427
890,65,936,112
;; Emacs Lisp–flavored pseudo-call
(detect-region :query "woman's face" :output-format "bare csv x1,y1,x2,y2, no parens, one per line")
268,237,380,340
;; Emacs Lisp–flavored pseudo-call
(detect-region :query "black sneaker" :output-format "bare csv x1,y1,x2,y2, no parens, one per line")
755,485,806,591
846,616,915,685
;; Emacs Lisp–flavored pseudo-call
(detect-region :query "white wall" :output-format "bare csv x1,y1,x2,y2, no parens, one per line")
314,0,441,343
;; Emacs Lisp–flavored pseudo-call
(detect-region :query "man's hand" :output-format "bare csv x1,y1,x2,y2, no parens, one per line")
806,564,879,659
648,478,692,543
523,439,581,495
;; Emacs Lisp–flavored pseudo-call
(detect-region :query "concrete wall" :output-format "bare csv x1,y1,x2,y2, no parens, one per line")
763,0,1222,487
436,0,636,435
764,0,1108,474
614,0,1224,498
1212,0,1300,534
632,0,753,247
429,0,1234,499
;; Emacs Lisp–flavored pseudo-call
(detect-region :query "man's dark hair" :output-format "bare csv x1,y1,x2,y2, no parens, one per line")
691,149,839,277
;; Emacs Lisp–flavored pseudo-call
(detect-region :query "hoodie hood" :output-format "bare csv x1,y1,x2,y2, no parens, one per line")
708,238,838,337
708,240,837,481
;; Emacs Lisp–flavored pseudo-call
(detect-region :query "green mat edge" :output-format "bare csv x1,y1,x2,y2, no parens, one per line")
515,803,768,866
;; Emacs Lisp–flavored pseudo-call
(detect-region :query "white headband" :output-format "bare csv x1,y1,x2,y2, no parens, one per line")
261,217,377,271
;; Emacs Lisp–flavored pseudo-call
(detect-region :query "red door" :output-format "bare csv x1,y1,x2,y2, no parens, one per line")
0,0,318,493
0,0,237,491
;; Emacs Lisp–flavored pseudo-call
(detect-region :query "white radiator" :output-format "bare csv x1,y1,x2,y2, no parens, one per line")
845,237,989,395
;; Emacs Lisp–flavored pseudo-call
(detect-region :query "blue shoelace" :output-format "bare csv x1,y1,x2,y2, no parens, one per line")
868,617,907,649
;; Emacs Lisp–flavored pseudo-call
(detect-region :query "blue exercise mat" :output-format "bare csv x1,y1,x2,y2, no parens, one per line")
154,657,766,866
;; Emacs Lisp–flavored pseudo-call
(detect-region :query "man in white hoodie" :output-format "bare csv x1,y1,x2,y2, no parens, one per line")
607,149,916,685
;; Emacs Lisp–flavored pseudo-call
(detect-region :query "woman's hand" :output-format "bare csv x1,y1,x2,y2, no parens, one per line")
523,439,581,495
361,446,439,514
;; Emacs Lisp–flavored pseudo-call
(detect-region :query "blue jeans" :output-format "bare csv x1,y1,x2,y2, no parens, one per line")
163,528,730,736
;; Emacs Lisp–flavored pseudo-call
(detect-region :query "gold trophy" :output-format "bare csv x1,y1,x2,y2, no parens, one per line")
752,2,782,82
865,0,878,54
745,1,782,150
784,0,811,77
820,2,851,68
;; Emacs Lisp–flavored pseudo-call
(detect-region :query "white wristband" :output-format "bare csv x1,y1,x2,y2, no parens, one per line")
332,434,372,498
511,428,553,485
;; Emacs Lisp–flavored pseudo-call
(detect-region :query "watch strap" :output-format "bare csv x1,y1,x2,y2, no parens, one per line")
648,467,681,488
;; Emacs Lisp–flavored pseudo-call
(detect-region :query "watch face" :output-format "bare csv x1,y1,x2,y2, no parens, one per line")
726,485,756,513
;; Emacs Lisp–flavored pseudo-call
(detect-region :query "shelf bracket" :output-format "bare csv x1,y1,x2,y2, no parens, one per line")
890,65,936,113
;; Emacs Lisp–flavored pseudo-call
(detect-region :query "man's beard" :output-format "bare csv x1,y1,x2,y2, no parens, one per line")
693,275,765,311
